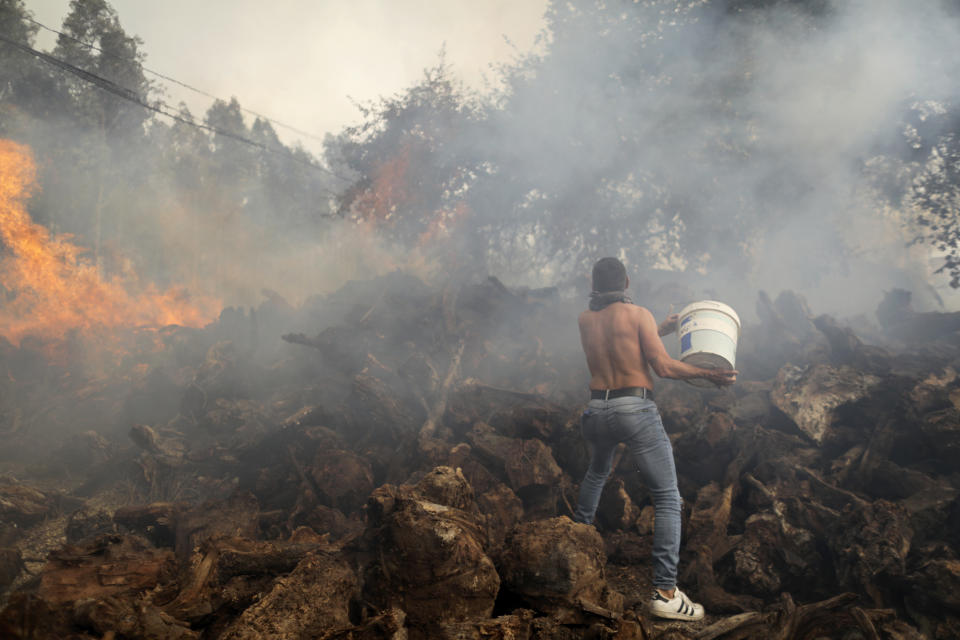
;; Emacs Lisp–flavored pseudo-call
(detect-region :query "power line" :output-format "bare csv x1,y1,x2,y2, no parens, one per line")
0,32,354,186
21,14,330,145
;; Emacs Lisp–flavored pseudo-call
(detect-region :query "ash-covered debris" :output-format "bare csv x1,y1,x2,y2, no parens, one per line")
2,272,960,639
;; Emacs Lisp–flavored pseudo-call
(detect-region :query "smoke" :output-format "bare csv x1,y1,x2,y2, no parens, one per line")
463,0,960,319
738,0,960,316
117,0,959,329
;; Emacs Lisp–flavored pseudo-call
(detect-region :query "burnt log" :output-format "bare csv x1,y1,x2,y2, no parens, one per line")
497,516,623,624
673,411,740,486
919,407,960,470
902,543,960,637
740,290,831,379
467,423,563,516
66,506,114,544
114,501,180,548
727,510,821,599
0,548,24,593
829,499,913,608
217,551,358,640
435,609,535,640
161,535,336,624
596,477,641,531
414,465,478,512
319,606,408,640
288,504,363,542
477,482,525,551
174,492,260,561
445,381,569,441
0,481,56,530
282,326,373,375
877,288,960,344
129,423,187,460
680,482,762,614
729,384,775,425
310,448,375,514
0,594,74,639
418,340,465,441
345,373,423,446
812,314,892,373
214,539,332,579
74,596,200,639
446,442,506,496
691,592,899,640
51,429,115,476
771,363,880,444
38,534,176,605
361,479,500,629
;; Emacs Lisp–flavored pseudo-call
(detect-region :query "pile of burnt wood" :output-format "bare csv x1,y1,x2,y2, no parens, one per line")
1,272,958,639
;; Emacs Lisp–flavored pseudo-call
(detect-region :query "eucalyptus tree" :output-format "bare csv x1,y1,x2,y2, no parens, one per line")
39,0,154,269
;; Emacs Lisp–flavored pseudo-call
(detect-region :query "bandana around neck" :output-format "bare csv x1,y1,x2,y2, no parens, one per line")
589,290,632,311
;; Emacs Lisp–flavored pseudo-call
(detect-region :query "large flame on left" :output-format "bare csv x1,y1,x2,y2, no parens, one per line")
0,139,219,346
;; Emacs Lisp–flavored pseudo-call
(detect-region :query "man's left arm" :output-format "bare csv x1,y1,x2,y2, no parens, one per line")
657,313,679,337
639,308,738,385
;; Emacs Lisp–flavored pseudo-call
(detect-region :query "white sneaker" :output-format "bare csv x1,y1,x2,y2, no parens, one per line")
648,588,705,621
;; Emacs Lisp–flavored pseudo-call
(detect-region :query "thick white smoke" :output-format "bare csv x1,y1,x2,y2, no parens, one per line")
475,0,960,319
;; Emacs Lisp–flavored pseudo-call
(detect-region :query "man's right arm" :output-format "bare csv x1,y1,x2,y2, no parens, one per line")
636,307,737,386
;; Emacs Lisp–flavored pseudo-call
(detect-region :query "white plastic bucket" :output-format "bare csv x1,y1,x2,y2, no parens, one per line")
677,300,741,388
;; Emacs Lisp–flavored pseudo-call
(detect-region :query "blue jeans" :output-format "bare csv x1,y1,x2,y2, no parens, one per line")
572,396,682,590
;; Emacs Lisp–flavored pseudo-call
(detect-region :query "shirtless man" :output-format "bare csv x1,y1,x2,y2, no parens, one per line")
574,257,736,621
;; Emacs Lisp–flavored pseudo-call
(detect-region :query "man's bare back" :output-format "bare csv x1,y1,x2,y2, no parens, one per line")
579,301,737,389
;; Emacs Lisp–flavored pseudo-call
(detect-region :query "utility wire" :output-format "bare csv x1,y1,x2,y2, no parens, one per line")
21,14,329,144
0,32,354,186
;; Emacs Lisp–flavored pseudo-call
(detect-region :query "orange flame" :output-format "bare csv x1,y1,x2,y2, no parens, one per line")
348,142,471,248
349,141,416,223
0,139,219,346
418,201,471,246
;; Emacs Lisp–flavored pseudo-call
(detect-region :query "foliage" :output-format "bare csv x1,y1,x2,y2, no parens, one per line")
912,106,960,287
336,55,487,253
52,0,151,135
334,0,960,293
0,0,53,126
334,0,811,282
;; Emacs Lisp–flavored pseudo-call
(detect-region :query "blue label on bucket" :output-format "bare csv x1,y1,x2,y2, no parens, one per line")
681,333,692,352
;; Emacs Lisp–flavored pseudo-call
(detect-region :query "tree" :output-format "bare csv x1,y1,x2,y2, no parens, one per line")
249,118,337,232
332,0,824,284
52,0,150,136
912,106,960,287
34,0,155,269
335,56,486,257
332,0,957,298
0,1,67,132
0,0,38,99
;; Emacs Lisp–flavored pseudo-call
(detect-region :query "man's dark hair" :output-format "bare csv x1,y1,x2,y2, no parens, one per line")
592,257,627,292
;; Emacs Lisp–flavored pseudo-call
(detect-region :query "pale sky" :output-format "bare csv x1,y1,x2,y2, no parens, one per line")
25,0,548,152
